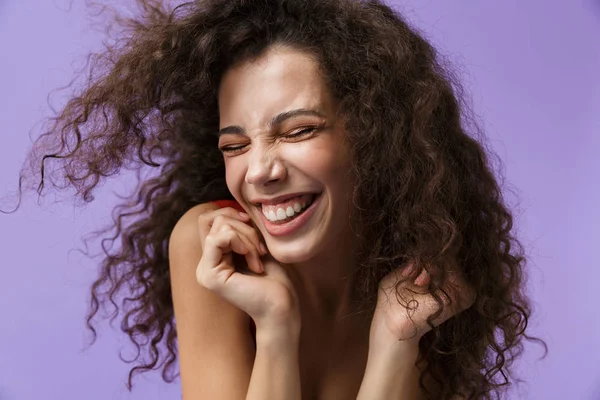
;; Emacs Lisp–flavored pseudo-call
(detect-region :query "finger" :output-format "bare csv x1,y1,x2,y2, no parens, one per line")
385,262,427,292
413,275,474,331
245,245,265,275
418,292,462,330
401,262,429,286
211,215,268,257
219,225,264,274
400,262,416,278
197,207,253,249
414,268,430,287
445,270,476,312
203,229,249,272
198,229,255,289
197,230,242,290
198,230,270,305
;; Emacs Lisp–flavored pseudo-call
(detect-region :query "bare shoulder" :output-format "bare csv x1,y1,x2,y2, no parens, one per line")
171,202,220,239
169,202,254,400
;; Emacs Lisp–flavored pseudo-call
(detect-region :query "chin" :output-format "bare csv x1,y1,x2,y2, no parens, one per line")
265,242,317,264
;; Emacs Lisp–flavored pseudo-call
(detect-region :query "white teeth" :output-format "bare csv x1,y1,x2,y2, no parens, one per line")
276,209,287,220
262,199,312,222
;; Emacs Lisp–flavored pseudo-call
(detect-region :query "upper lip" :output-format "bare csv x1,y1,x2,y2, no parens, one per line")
250,192,319,206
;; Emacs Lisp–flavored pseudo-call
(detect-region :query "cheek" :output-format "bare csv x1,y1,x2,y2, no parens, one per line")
310,149,351,181
285,139,345,176
224,158,246,193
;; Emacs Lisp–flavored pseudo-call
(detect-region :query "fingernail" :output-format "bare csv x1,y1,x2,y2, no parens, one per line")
259,242,267,254
401,262,414,277
238,212,249,218
414,269,430,286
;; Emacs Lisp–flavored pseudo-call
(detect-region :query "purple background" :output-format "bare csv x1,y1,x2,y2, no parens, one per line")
1,1,598,399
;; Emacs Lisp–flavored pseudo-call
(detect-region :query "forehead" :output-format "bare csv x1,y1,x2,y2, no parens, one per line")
218,46,334,126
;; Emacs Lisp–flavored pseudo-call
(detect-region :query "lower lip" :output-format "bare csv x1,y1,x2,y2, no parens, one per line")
258,194,322,237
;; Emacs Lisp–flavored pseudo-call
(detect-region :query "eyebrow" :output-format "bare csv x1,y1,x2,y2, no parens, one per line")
217,108,326,137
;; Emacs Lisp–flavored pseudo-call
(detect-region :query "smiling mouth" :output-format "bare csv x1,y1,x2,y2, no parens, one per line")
256,193,319,225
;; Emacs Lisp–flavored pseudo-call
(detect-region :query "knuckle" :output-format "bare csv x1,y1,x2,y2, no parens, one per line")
224,229,237,239
213,214,227,225
219,223,234,233
249,230,261,244
205,234,219,247
195,266,207,286
199,277,214,291
205,234,215,244
196,267,215,290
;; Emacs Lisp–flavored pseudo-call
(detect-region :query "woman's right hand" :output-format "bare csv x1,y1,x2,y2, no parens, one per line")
195,206,301,332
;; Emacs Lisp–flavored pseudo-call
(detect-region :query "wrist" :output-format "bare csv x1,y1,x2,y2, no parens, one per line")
255,317,301,347
247,319,302,400
368,310,422,355
358,338,423,400
367,337,420,368
370,330,421,355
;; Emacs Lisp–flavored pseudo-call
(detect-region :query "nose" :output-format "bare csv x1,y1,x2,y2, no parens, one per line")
245,144,287,186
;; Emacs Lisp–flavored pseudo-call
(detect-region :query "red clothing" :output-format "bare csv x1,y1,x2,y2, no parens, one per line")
211,199,245,212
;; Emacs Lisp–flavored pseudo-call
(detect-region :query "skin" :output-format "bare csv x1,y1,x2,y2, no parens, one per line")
217,45,369,347
208,43,474,398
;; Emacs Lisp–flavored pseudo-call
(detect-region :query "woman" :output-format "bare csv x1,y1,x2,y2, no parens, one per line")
11,0,543,398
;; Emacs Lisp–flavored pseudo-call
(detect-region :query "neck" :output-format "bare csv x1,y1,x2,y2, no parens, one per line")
282,228,364,328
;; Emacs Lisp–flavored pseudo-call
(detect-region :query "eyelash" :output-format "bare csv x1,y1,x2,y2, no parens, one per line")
219,127,317,154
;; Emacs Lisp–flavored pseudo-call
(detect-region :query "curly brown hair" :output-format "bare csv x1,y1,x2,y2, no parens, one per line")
4,0,546,398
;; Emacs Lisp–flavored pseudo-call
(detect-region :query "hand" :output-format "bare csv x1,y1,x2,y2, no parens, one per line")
196,206,301,331
370,260,475,348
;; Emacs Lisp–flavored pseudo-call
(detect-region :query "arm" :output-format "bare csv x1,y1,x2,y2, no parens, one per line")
356,339,424,400
170,204,254,399
357,259,474,400
246,325,302,400
170,203,303,400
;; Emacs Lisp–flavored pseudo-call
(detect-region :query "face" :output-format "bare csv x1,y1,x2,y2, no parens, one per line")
217,45,355,263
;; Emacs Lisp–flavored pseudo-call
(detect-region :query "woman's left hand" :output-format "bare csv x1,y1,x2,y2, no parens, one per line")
369,261,476,350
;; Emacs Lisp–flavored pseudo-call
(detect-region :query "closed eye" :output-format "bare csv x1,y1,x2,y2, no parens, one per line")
218,125,322,154
219,144,247,154
285,127,317,139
